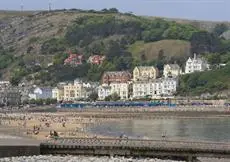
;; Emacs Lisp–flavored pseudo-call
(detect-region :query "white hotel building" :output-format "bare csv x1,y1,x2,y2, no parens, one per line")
98,82,130,100
132,78,178,99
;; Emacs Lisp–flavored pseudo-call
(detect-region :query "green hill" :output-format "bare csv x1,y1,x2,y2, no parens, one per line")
128,40,191,61
0,9,230,95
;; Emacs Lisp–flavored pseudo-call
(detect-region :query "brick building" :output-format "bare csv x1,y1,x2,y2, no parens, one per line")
101,71,132,84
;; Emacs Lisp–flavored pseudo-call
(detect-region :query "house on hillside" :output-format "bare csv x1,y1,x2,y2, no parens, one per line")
88,55,105,65
64,52,83,66
185,53,210,74
101,71,132,84
29,87,52,100
163,64,182,78
133,66,159,81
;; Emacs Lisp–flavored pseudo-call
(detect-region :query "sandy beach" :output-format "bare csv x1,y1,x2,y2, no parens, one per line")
0,106,229,140
0,112,115,140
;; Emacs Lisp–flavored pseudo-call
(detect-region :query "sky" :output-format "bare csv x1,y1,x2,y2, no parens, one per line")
0,0,229,21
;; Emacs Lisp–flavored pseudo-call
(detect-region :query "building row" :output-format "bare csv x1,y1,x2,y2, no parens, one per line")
98,63,180,100
97,54,210,100
98,77,178,100
0,54,210,104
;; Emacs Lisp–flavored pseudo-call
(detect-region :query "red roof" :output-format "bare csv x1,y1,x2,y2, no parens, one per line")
88,55,105,65
64,54,83,65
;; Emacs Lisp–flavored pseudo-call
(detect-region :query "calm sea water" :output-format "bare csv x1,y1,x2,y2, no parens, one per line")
90,118,230,142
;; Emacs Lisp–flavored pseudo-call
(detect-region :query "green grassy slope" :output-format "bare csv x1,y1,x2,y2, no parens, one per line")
179,65,230,96
128,40,191,61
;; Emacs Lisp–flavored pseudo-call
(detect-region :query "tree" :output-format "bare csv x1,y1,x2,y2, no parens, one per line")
44,98,57,105
111,93,120,101
106,41,122,61
140,51,146,62
142,29,163,42
53,53,68,65
108,8,119,13
190,31,220,54
10,76,21,86
206,53,221,65
213,23,228,36
158,49,165,61
41,38,66,55
88,92,98,101
104,95,111,101
35,99,44,105
29,99,36,104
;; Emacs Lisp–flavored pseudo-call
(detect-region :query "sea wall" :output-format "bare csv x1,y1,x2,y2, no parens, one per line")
0,145,40,158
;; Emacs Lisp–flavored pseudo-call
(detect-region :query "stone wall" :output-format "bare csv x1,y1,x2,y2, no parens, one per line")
0,145,40,158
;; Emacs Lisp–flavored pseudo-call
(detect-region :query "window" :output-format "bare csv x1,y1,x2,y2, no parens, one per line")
70,90,75,98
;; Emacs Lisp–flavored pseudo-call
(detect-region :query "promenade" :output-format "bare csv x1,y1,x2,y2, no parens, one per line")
40,138,230,162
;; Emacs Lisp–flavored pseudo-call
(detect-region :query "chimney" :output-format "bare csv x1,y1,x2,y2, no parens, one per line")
194,53,197,60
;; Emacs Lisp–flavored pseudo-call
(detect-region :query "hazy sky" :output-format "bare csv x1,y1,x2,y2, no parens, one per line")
0,0,228,21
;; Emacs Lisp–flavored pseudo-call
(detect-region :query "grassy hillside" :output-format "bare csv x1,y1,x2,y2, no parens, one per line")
1,9,230,92
0,10,35,18
128,40,191,61
179,64,230,96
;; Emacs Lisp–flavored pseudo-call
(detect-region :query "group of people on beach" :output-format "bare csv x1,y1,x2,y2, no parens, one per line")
0,112,98,139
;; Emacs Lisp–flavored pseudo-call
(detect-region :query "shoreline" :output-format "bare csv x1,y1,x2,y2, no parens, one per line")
0,107,229,141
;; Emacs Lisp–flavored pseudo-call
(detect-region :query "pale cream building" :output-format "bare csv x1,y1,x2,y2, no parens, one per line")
163,64,182,78
52,82,68,101
63,82,84,101
133,66,159,81
57,88,64,101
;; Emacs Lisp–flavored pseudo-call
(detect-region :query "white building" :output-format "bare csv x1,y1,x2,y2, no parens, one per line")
161,78,178,97
98,82,130,100
163,64,182,78
132,78,178,99
185,54,209,74
29,87,52,100
98,84,111,100
132,81,151,99
110,82,130,100
52,87,58,99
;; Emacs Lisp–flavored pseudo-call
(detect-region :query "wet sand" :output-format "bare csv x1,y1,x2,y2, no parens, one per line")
0,107,230,140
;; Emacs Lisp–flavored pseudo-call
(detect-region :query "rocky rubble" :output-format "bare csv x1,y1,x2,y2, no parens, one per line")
0,155,185,162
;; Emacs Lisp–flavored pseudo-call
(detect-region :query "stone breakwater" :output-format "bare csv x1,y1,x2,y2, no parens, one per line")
0,156,229,162
0,155,185,162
